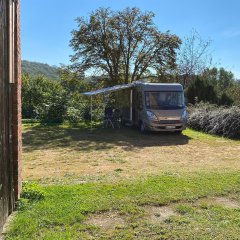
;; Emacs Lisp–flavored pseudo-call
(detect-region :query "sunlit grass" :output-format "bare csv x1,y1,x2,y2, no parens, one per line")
5,123,240,239
6,172,240,239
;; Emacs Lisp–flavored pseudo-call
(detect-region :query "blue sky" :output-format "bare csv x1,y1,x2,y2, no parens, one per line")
21,0,240,78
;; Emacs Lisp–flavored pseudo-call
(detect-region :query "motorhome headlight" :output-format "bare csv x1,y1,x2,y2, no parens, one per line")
146,110,158,120
181,110,187,120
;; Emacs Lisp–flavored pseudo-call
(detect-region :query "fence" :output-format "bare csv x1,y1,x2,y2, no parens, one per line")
0,0,21,232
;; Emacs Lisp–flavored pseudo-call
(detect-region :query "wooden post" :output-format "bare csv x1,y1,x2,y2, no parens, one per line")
12,0,22,200
0,0,21,232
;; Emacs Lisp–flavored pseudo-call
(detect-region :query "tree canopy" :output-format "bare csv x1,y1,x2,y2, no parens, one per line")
70,7,181,85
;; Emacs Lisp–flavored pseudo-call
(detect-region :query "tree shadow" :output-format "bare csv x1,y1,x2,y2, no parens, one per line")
23,125,191,153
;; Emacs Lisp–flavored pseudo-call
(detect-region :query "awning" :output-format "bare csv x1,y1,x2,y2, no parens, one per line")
81,81,143,96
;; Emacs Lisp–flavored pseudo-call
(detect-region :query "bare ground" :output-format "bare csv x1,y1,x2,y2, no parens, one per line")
85,211,125,230
144,205,176,224
196,196,240,209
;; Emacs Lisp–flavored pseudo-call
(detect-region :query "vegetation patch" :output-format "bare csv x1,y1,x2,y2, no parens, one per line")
188,104,240,139
16,182,46,211
20,182,46,201
8,124,240,239
5,172,240,239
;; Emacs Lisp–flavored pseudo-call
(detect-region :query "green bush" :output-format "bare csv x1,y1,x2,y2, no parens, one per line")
186,77,218,104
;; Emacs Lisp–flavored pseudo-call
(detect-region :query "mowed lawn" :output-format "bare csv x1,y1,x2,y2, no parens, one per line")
22,124,240,183
5,124,240,239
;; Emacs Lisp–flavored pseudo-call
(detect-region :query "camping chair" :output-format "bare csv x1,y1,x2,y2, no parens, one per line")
103,107,114,128
113,109,122,128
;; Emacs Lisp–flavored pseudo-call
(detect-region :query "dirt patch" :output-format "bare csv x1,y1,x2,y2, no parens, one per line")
197,197,240,209
144,205,176,224
211,197,240,208
85,211,125,230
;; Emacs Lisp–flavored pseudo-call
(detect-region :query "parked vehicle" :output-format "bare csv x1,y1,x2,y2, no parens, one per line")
82,81,187,133
121,82,187,133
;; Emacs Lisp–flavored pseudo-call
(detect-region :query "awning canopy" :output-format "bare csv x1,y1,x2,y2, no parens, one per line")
81,81,143,96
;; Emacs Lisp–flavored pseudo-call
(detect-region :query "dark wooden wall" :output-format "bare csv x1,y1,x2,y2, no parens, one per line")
0,0,21,232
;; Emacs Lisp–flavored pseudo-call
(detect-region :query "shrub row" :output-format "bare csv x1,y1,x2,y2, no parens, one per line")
187,104,240,139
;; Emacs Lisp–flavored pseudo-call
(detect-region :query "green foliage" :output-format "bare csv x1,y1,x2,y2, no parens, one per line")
186,77,218,104
70,7,181,84
201,67,237,105
185,69,238,106
65,95,105,123
65,92,88,123
16,182,46,211
218,92,234,106
59,67,87,94
202,67,235,91
218,67,235,92
59,68,105,123
22,74,36,118
22,74,67,123
20,182,46,201
22,60,60,80
22,69,106,124
226,83,240,106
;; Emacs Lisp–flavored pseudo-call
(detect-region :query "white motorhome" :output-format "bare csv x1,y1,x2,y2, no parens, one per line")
122,82,187,132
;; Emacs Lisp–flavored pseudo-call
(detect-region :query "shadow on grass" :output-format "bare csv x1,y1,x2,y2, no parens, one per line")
23,125,191,152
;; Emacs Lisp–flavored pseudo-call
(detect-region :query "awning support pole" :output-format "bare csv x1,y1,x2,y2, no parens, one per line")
90,96,92,131
130,89,133,122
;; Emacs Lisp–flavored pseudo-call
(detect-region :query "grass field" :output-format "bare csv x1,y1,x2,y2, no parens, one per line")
22,123,240,184
4,124,240,239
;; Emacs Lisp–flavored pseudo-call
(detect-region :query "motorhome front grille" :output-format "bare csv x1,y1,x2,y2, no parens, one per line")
159,120,182,124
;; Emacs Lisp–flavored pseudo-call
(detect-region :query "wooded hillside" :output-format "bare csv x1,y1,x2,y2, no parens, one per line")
21,60,60,80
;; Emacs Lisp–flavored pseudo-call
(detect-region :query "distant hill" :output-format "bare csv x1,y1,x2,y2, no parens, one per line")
21,60,60,80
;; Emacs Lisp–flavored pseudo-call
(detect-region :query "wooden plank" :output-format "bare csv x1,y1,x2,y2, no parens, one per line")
0,0,7,231
0,0,16,232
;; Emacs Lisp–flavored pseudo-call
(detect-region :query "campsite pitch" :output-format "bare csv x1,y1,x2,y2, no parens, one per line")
4,124,240,239
22,124,240,184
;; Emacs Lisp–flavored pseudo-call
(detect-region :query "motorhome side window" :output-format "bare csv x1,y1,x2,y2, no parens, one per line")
145,91,184,110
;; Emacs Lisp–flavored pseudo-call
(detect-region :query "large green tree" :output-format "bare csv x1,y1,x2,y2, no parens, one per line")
70,7,181,85
202,67,235,92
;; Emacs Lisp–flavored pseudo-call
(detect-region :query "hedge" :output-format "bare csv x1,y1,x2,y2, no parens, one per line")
187,104,240,139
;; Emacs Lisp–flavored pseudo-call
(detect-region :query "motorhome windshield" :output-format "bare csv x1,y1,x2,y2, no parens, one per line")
145,91,184,110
